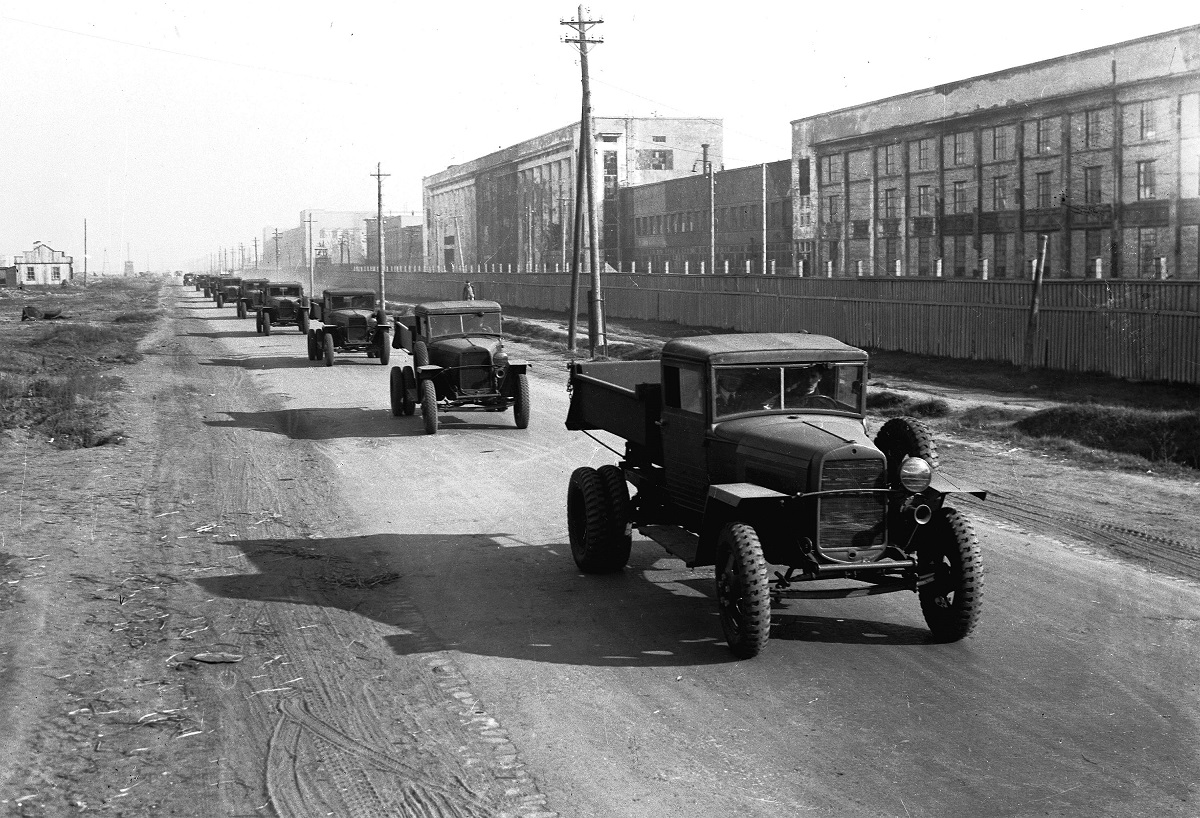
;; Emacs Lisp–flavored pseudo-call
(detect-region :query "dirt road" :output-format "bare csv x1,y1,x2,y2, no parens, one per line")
1,287,1197,816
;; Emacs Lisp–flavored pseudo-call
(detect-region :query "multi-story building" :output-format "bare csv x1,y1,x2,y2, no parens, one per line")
619,160,793,274
263,210,374,274
365,210,423,268
792,25,1200,280
13,242,73,285
423,117,723,272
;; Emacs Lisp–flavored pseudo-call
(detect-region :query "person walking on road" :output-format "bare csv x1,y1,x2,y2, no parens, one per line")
462,280,475,301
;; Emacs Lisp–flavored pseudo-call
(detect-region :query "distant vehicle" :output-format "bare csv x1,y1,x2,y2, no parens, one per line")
235,278,269,319
211,276,242,308
390,300,530,433
563,333,986,658
306,289,390,366
182,273,195,286
257,282,309,335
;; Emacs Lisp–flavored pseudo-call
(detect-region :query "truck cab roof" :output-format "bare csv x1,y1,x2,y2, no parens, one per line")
415,300,502,316
663,333,868,366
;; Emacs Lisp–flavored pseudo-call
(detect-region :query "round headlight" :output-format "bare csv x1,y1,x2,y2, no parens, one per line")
493,351,510,366
898,456,932,493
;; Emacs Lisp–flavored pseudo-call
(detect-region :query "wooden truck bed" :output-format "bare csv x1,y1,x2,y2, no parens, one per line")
565,360,662,450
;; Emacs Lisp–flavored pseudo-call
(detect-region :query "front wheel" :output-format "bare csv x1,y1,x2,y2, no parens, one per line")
413,340,429,368
420,379,438,434
216,293,225,308
512,373,530,429
715,523,771,659
261,311,272,336
306,329,317,361
298,311,309,334
237,300,246,319
323,332,335,367
379,334,391,365
256,311,263,334
918,508,983,642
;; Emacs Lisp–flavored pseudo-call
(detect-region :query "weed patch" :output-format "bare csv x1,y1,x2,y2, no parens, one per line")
867,390,951,418
1015,404,1200,468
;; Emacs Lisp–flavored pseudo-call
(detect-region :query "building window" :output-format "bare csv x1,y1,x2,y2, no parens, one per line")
953,181,968,214
883,237,899,274
1083,166,1102,204
953,235,968,276
916,185,932,216
883,144,898,175
994,234,1008,278
826,194,839,223
822,156,842,185
1138,227,1159,276
1036,172,1054,209
881,188,898,219
992,176,1008,211
952,133,967,166
1137,161,1156,199
917,237,932,275
641,149,673,170
1085,230,1104,265
599,134,619,143
1036,118,1052,154
651,135,666,143
916,139,931,171
51,266,61,281
1085,108,1104,148
25,266,35,281
1139,102,1157,140
991,127,1008,161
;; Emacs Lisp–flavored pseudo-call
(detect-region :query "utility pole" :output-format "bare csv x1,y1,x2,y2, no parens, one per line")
562,5,605,356
272,229,282,272
239,243,245,272
304,213,315,296
703,143,715,275
252,237,259,269
83,218,88,286
371,163,390,306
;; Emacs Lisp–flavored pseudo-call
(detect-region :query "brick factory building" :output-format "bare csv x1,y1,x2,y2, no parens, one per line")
791,25,1200,280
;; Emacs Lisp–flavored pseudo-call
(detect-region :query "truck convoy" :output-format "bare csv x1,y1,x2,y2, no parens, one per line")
564,333,985,658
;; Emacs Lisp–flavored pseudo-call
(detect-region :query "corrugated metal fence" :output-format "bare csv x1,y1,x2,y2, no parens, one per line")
317,267,1200,385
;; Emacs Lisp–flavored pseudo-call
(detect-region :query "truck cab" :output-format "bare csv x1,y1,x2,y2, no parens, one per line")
306,289,390,366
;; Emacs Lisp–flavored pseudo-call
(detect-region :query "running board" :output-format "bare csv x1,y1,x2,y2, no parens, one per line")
638,525,699,564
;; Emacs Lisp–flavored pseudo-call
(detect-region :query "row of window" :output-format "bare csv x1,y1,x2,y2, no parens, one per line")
634,201,793,237
23,266,64,281
822,101,1173,182
825,159,1170,223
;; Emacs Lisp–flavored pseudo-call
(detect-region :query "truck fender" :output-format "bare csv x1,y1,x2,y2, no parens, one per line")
928,471,987,500
506,362,529,375
395,322,414,352
697,483,791,567
416,364,444,380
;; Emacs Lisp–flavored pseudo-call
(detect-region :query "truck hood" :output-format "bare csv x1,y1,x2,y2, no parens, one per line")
431,336,501,360
329,308,377,325
712,414,873,460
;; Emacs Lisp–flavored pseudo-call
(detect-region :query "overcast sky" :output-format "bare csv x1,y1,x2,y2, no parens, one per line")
1,1,1195,271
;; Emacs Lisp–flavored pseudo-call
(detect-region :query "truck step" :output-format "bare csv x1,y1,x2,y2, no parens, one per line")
638,525,699,564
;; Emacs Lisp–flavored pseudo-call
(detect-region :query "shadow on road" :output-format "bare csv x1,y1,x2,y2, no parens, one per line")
205,407,424,438
197,532,936,668
202,355,314,370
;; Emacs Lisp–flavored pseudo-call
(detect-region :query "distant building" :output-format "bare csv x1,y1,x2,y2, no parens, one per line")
424,116,724,272
14,242,74,285
123,260,135,277
791,24,1200,279
263,209,375,274
365,210,423,268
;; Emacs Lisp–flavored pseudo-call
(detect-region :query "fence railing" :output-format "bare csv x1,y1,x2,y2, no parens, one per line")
312,266,1200,385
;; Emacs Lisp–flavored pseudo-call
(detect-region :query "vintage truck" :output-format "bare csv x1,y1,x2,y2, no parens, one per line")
564,333,985,658
212,276,242,308
306,288,390,366
235,278,269,319
256,281,309,335
195,274,213,296
390,300,531,433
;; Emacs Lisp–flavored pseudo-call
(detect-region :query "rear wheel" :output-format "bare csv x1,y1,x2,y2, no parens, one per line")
513,373,530,428
400,366,416,415
298,311,309,334
306,329,317,360
567,466,625,573
596,464,632,569
918,508,983,642
413,341,429,368
420,379,438,434
255,312,263,334
715,523,771,659
237,301,246,319
216,293,224,308
379,334,391,365
323,332,335,367
261,312,272,336
389,366,405,417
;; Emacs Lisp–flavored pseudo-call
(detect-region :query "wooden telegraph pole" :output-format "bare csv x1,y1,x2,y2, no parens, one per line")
304,213,315,296
562,6,606,357
272,229,282,273
371,163,390,307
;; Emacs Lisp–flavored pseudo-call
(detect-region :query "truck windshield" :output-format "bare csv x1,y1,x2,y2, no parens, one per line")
270,287,302,297
331,294,375,309
714,363,863,418
427,312,502,337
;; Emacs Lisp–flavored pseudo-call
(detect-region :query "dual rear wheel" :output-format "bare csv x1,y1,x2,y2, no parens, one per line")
566,465,632,574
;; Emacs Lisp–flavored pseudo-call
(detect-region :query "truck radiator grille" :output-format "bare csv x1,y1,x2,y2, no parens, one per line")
346,315,369,342
458,351,491,391
818,458,886,551
276,302,295,319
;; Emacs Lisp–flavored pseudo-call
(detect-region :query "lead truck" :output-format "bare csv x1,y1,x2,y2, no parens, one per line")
564,333,986,658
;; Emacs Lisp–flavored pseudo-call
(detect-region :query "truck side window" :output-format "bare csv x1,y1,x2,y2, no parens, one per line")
663,365,703,414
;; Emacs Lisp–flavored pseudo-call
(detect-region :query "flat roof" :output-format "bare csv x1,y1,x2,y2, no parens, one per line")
663,333,867,364
416,300,502,315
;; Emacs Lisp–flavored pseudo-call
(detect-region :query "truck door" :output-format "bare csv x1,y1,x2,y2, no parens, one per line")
659,363,709,513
